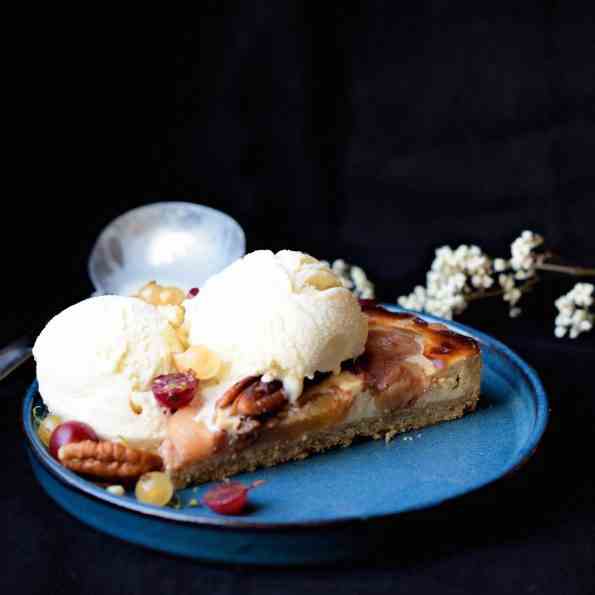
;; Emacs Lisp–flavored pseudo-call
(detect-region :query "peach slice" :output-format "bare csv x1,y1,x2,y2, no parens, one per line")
263,372,363,443
166,406,223,466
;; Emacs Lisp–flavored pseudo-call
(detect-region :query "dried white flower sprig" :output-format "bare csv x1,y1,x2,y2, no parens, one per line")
494,229,544,317
397,230,595,339
554,283,594,338
322,259,375,299
398,244,494,319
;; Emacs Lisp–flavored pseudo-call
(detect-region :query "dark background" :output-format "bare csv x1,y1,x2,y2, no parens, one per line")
2,3,594,594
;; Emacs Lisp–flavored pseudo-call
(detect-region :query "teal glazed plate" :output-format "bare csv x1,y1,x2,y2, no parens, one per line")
22,306,548,565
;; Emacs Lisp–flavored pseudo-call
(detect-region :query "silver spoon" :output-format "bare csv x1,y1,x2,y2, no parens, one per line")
0,202,245,380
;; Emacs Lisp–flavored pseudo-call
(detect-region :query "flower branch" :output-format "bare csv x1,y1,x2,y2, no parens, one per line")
465,276,540,304
396,231,594,339
535,262,595,276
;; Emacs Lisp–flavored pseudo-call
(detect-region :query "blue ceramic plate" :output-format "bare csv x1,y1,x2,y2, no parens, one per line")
23,306,548,564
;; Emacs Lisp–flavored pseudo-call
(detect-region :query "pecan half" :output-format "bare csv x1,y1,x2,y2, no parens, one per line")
234,380,287,416
217,376,259,408
58,440,163,480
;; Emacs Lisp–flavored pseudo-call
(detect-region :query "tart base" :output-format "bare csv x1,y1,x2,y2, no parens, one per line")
168,389,479,488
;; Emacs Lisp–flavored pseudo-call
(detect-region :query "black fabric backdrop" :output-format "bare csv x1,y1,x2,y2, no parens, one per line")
2,3,594,594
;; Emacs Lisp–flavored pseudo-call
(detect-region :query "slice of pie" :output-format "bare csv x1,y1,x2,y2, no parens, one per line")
33,250,481,492
161,303,481,488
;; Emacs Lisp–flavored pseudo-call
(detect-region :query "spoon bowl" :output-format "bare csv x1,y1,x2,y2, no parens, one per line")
88,202,245,295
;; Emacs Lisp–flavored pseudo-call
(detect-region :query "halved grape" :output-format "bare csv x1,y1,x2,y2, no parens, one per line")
152,371,198,411
203,482,248,515
202,480,264,515
49,421,98,459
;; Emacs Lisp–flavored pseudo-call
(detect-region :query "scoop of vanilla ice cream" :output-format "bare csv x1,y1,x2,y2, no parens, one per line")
183,250,368,423
33,295,183,449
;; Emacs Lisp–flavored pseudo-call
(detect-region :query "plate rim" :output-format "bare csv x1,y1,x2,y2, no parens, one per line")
22,305,549,531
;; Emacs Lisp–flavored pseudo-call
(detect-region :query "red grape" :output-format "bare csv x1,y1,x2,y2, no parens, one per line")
202,481,264,515
152,371,198,411
187,287,200,298
49,421,98,460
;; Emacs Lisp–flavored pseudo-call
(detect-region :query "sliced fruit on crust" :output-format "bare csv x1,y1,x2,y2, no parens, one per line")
160,307,481,487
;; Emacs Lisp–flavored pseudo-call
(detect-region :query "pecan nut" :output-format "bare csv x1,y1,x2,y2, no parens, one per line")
217,376,259,408
58,440,163,480
217,375,288,417
234,381,287,416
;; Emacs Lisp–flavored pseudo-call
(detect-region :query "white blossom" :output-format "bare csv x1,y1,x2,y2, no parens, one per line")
492,230,544,316
323,259,375,299
510,230,543,278
398,286,426,312
554,283,594,339
494,258,508,272
396,231,550,319
331,259,348,274
397,244,493,319
499,274,514,291
496,272,524,316
395,230,593,334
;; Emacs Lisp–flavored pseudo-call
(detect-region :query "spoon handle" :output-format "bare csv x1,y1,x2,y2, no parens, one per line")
0,335,33,381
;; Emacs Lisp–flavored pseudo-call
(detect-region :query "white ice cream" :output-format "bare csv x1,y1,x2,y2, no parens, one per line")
33,250,368,446
33,295,183,449
183,250,369,429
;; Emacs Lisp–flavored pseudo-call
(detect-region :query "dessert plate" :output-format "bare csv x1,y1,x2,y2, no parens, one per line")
22,306,548,565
